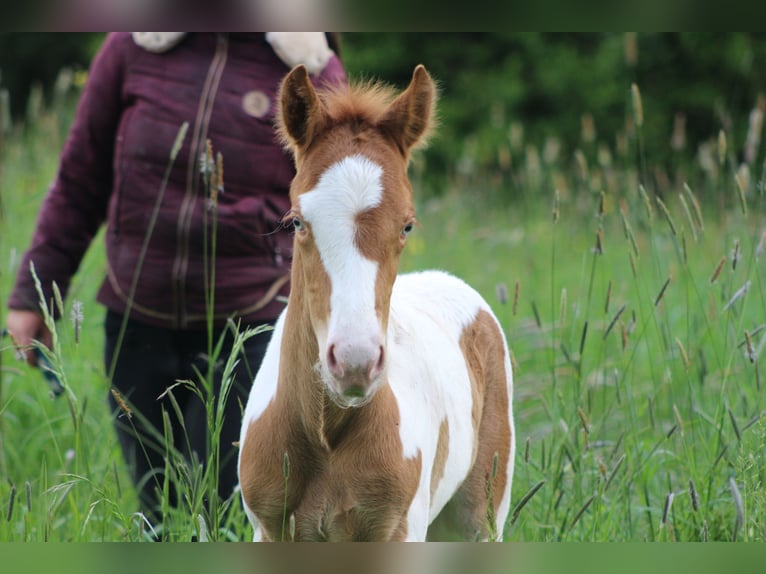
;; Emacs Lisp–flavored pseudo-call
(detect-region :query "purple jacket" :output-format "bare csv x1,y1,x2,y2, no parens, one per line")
9,33,346,329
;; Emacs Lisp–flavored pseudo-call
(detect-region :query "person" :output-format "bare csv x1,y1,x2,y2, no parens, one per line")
5,32,346,519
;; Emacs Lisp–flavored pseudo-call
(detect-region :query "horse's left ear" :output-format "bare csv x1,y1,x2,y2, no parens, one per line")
277,64,327,153
379,64,437,155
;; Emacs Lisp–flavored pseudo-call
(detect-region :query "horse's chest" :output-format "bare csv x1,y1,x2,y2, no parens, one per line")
247,440,422,541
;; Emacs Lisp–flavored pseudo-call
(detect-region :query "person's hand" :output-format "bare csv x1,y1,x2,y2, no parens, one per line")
5,310,51,367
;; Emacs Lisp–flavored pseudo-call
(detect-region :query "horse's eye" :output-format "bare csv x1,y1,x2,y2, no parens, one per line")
292,217,304,231
402,222,414,237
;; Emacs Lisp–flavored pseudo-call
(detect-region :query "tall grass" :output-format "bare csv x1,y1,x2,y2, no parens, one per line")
404,89,766,540
1,74,765,541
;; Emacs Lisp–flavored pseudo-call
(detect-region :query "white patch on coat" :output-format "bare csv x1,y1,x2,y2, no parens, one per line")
239,311,286,437
384,270,513,537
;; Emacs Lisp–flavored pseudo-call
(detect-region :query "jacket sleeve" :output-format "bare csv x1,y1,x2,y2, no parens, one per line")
7,33,126,316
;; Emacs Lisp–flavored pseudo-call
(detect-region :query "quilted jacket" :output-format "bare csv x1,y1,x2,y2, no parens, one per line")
8,32,346,329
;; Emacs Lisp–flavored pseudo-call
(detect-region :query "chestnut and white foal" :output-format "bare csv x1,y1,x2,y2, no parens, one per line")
238,65,515,541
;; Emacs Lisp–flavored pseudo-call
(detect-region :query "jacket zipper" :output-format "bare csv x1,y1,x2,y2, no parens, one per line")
171,33,229,329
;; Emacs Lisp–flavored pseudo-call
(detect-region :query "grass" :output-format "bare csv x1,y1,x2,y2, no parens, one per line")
1,77,765,542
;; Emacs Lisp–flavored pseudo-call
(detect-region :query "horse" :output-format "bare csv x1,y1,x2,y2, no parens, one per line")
237,64,515,541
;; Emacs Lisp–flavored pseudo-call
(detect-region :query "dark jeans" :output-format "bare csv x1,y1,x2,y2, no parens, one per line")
104,310,274,519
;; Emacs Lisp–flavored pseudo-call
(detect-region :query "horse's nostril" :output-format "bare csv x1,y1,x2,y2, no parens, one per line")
369,345,385,379
327,344,344,378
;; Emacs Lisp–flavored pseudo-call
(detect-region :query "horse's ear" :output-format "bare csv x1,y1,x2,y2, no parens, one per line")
379,64,436,155
277,64,327,153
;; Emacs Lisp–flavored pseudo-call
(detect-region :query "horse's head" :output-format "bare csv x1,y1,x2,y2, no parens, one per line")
277,64,436,407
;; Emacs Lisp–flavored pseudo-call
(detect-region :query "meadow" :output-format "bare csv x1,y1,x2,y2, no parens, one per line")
0,75,765,543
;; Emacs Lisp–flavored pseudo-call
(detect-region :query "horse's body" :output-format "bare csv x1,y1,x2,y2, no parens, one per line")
238,65,515,541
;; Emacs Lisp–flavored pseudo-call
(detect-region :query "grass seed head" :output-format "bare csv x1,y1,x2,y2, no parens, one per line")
283,451,291,480
70,300,84,344
621,322,628,351
592,228,604,255
710,256,727,284
723,280,751,312
110,388,132,419
655,195,677,236
639,185,653,222
604,303,626,340
6,483,16,523
745,105,763,164
735,165,750,215
718,130,727,166
631,83,644,128
171,121,190,162
744,330,756,363
678,194,698,242
683,183,705,231
524,437,530,464
654,276,672,307
52,281,65,318
689,479,699,512
731,239,741,271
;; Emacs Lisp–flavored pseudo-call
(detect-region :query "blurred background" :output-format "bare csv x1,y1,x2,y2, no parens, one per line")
2,33,766,199
2,33,766,543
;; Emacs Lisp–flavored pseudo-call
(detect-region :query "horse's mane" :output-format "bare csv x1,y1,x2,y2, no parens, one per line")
317,78,400,125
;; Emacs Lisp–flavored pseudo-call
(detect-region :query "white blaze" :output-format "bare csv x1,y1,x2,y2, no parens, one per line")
298,155,385,386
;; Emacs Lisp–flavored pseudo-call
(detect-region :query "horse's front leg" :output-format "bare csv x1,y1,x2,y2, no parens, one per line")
400,488,431,541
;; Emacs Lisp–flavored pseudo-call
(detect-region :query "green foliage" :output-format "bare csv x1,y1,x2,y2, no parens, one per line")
400,180,766,542
342,33,766,195
5,32,766,199
0,33,103,122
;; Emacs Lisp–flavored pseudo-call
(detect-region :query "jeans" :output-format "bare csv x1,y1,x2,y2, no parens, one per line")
104,310,274,519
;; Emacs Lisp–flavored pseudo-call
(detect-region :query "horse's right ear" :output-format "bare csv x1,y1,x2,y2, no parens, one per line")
277,65,327,153
379,64,437,156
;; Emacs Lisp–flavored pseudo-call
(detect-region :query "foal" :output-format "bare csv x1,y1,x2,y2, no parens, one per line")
238,65,515,541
